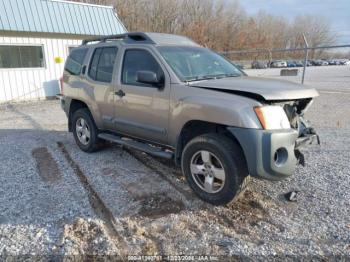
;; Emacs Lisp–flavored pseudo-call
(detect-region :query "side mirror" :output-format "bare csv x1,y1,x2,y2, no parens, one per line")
136,71,163,87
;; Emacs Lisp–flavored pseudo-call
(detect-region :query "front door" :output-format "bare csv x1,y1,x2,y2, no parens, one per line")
114,48,170,145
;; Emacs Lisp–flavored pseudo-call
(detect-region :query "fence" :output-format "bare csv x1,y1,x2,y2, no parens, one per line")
221,42,350,84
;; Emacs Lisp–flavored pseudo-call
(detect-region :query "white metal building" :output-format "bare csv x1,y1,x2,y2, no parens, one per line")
0,0,126,102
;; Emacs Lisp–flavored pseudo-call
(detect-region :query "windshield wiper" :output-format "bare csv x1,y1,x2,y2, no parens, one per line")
185,73,240,83
185,75,217,83
214,73,240,79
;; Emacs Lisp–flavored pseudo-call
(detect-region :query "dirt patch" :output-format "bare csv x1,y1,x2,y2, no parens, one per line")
62,218,117,256
102,167,118,177
138,194,185,218
32,147,61,183
142,238,159,255
120,175,170,201
217,189,286,235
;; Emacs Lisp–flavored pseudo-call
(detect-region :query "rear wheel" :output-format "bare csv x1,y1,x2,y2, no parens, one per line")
72,108,100,153
182,133,249,205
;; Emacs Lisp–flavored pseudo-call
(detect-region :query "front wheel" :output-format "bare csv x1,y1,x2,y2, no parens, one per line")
181,133,250,205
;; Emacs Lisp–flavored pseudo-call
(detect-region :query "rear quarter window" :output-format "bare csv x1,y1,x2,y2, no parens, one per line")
64,48,88,75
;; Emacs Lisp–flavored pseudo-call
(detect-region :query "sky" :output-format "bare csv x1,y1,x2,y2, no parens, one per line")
238,0,350,44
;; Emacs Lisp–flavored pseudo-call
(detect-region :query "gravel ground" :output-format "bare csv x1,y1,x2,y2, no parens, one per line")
0,66,349,260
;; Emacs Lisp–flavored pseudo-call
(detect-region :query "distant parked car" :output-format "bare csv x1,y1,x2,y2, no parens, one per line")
309,60,316,66
303,60,313,67
314,60,328,66
235,64,245,70
291,60,304,67
328,60,336,65
270,60,287,68
340,59,350,65
321,60,329,66
287,61,297,67
294,61,304,67
251,61,267,69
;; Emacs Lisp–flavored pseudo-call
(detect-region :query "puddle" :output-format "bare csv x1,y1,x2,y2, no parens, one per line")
32,147,62,183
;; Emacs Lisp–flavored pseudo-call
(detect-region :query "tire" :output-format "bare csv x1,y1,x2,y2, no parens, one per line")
181,133,250,205
72,108,100,153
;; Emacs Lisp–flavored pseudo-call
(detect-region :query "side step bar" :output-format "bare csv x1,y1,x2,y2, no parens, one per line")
98,133,173,160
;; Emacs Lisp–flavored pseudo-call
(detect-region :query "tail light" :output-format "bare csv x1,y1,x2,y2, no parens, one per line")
59,76,64,95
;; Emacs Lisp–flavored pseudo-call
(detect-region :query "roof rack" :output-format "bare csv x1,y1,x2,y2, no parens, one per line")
82,32,155,45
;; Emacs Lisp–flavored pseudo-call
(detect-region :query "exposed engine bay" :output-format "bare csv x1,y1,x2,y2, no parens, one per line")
275,98,320,166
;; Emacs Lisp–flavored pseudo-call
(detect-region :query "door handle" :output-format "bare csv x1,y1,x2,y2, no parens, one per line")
115,89,125,97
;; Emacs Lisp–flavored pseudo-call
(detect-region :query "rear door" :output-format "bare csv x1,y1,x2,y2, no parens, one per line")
83,46,118,130
113,47,170,144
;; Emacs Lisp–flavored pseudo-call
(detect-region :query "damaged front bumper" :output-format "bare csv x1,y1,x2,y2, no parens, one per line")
294,117,320,166
294,133,320,166
227,124,319,181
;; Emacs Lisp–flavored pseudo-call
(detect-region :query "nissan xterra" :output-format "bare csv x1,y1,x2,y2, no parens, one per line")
59,32,319,205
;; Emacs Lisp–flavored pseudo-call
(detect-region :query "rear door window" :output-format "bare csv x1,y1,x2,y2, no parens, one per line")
64,48,88,75
88,47,118,83
88,48,102,80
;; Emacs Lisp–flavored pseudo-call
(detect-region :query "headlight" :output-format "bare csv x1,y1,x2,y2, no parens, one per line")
254,106,291,130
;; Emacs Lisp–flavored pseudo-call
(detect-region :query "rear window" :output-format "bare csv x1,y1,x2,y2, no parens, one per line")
64,48,88,75
88,47,118,83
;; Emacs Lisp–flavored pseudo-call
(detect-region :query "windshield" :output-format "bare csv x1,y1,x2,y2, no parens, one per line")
157,46,243,82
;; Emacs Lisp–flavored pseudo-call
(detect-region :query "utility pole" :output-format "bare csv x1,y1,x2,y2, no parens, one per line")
302,33,309,84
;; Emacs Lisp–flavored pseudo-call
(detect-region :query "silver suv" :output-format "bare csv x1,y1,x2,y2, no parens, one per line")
60,32,319,205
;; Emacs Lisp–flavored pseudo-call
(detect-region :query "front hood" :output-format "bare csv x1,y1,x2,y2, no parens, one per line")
189,76,319,101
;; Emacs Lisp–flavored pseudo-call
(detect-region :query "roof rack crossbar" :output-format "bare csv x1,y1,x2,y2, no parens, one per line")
82,34,127,45
81,32,155,45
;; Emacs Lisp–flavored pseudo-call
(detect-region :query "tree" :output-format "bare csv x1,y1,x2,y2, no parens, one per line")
289,15,337,58
73,0,338,59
